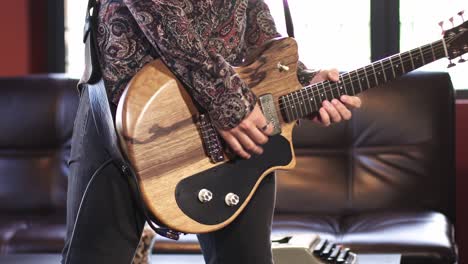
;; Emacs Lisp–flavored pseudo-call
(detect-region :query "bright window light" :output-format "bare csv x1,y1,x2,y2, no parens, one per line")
265,0,371,71
65,1,370,77
400,1,467,89
65,0,88,78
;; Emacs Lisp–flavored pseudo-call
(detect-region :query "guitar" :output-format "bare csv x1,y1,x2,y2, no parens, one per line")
115,19,467,234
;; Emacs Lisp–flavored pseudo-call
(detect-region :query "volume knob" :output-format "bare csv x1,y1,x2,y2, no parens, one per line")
225,193,240,207
198,189,213,203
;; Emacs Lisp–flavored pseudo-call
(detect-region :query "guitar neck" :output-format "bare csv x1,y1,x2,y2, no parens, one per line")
280,39,447,122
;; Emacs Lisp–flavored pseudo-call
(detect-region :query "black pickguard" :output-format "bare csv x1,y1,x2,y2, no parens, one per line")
175,135,292,225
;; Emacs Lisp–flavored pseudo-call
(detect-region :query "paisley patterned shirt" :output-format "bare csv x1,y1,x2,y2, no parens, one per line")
96,0,314,128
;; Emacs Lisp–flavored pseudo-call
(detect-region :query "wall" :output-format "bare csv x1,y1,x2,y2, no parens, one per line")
0,1,30,76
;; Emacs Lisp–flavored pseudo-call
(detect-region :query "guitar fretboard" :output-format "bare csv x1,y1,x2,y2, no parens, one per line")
280,39,447,122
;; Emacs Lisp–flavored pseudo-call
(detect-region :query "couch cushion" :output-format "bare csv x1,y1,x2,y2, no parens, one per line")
274,210,457,263
276,72,455,221
0,219,28,255
0,211,65,254
151,210,456,264
0,75,79,211
340,211,456,263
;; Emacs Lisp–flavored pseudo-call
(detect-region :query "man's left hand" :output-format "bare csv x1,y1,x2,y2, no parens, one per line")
308,69,362,126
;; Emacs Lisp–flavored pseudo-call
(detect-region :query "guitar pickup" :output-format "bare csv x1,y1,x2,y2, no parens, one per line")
259,94,282,135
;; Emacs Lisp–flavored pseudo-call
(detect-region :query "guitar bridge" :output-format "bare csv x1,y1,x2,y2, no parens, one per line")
198,114,225,163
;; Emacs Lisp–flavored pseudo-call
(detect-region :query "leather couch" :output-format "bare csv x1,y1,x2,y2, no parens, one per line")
0,72,458,263
0,74,78,254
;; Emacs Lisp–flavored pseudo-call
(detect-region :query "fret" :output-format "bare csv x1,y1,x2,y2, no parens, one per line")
433,41,446,61
324,82,334,101
412,47,425,68
299,89,309,114
338,75,347,97
379,60,388,82
422,44,435,66
368,66,376,88
292,94,301,120
309,84,323,112
430,42,436,61
418,46,426,65
409,51,415,70
307,85,319,111
300,88,312,114
391,55,404,77
400,52,414,73
398,53,406,74
330,82,340,99
293,91,305,118
307,92,318,113
381,58,394,81
371,63,379,86
372,61,387,85
281,95,292,122
287,94,298,121
318,82,329,102
362,67,371,89
313,90,323,111
388,57,396,78
346,72,357,96
355,70,364,93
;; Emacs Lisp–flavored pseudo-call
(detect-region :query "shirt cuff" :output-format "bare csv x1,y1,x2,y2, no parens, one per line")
207,76,257,129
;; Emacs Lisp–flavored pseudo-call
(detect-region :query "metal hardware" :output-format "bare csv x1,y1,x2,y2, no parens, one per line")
277,62,290,72
259,94,282,135
225,193,240,207
198,189,213,203
198,114,225,163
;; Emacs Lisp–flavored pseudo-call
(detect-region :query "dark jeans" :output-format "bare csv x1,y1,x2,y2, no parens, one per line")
61,88,276,264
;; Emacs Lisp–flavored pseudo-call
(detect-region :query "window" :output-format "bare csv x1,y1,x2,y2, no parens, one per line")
400,1,467,89
265,0,371,71
65,1,371,76
65,1,88,78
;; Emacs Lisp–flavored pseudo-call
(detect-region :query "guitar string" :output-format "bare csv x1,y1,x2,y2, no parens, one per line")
279,43,445,106
276,44,448,114
199,34,461,144
201,44,448,146
277,33,461,111
200,40,457,145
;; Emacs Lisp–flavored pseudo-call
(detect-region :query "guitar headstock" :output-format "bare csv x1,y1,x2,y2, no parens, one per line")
443,11,468,64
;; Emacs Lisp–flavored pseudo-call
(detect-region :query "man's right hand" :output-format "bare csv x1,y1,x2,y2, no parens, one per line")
216,104,274,159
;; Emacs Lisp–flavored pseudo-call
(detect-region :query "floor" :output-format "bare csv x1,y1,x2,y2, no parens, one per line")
0,253,401,264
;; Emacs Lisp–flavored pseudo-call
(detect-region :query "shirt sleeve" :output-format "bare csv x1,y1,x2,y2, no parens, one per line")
245,0,281,51
123,0,256,129
245,0,317,86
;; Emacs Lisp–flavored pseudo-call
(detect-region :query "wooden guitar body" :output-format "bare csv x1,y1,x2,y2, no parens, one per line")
116,38,301,234
115,18,468,234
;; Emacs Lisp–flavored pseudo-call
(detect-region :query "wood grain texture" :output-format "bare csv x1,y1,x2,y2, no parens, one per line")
116,37,304,233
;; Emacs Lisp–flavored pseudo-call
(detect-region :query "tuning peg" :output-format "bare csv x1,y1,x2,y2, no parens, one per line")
447,59,456,68
439,21,446,35
459,10,465,22
459,56,466,63
449,17,455,27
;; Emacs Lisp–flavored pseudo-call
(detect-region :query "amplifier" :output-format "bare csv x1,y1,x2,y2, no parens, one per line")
272,234,358,264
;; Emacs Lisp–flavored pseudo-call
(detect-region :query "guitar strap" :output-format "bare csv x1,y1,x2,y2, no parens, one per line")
282,0,295,38
79,0,180,240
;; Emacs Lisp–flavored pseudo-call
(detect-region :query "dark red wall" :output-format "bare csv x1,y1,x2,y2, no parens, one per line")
0,1,47,76
0,1,30,76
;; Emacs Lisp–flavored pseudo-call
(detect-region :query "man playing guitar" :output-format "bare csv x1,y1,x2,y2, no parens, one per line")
61,1,361,263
